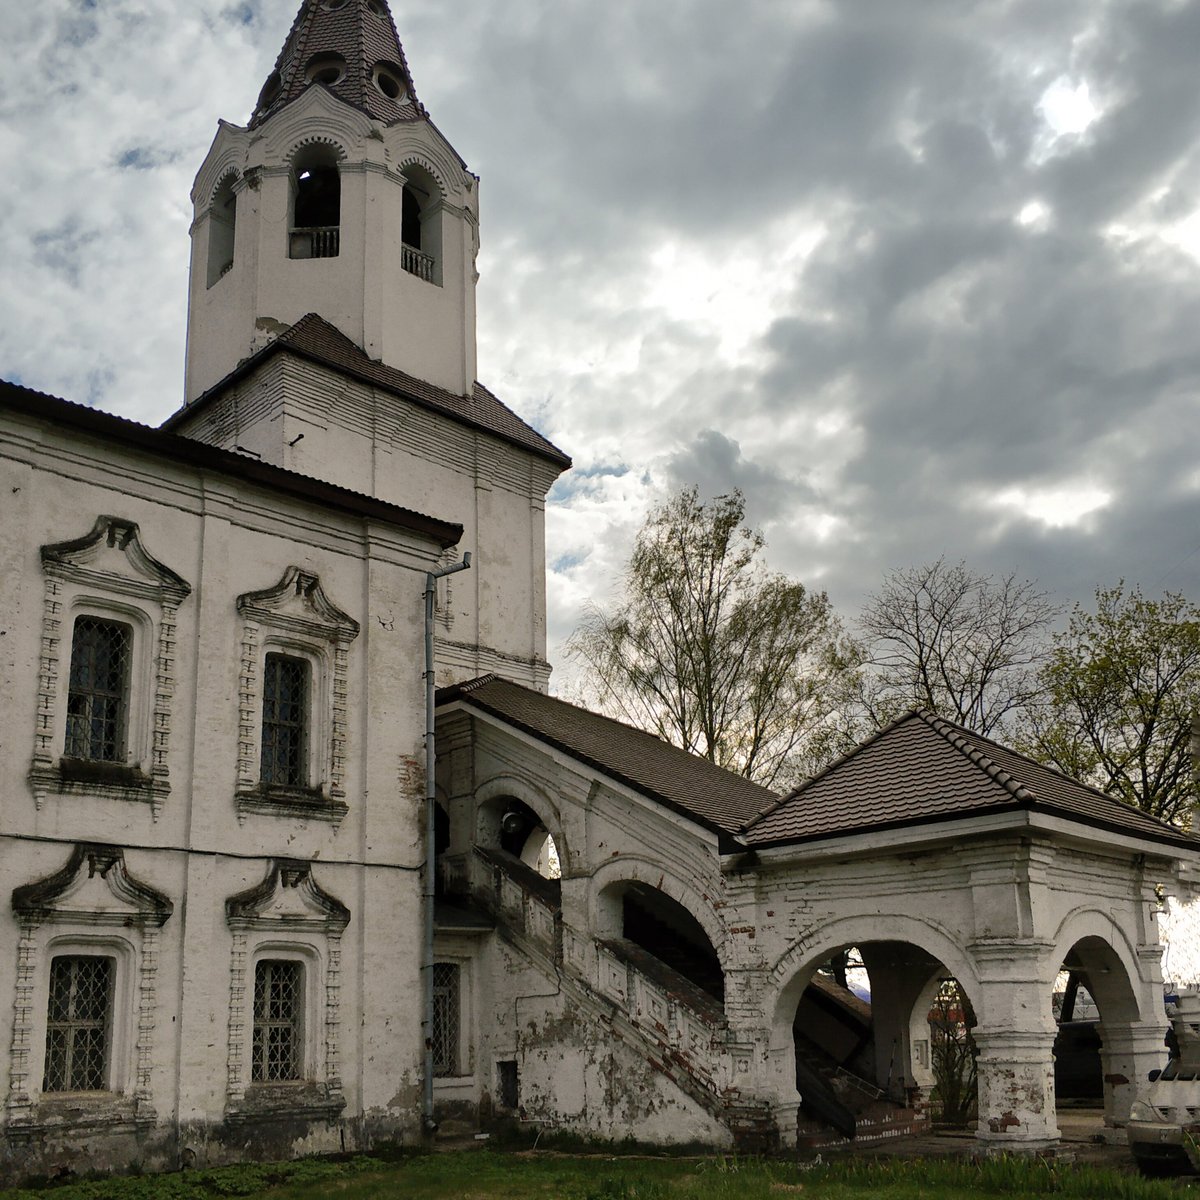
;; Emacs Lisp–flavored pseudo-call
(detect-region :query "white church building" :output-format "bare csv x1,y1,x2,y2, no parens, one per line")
2,0,1198,1181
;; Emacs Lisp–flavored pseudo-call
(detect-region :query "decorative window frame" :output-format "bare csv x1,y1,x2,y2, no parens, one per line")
224,860,350,1123
235,567,359,824
31,517,191,818
6,844,173,1138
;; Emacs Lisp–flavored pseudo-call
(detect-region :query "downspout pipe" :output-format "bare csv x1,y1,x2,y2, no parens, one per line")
423,551,472,1134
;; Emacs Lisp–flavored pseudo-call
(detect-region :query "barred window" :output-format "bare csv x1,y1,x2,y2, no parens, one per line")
43,955,114,1092
260,654,309,787
65,617,131,762
432,962,460,1077
252,959,304,1082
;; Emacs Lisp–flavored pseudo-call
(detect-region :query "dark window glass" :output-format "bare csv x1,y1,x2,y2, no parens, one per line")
261,653,309,787
43,955,114,1092
432,962,460,1076
65,617,131,761
251,959,304,1082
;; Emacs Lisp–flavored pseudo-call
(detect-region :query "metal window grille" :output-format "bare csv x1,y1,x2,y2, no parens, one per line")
251,959,304,1083
260,654,309,787
65,617,131,761
43,955,114,1092
432,962,460,1077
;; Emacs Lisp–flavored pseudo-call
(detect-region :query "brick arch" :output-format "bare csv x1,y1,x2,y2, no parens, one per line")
475,774,568,874
286,134,349,165
208,166,241,206
586,855,727,967
768,912,983,1051
396,153,449,201
1048,906,1152,1026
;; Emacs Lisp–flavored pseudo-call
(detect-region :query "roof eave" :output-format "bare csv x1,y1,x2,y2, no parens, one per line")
2,381,462,549
436,693,738,847
162,336,571,471
739,802,1200,863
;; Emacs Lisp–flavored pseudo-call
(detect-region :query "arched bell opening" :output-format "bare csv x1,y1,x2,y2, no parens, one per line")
206,174,237,288
289,144,342,259
399,162,442,285
596,880,723,1007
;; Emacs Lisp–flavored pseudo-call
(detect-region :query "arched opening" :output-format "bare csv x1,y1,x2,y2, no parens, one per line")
779,940,974,1141
206,175,237,287
597,880,723,1006
290,145,341,260
399,162,441,285
1052,936,1144,1127
494,798,560,881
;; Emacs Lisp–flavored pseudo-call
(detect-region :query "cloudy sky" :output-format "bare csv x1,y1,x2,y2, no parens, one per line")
5,0,1200,679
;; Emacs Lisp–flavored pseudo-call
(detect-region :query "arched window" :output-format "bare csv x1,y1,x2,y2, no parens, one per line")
399,163,442,285
206,175,237,287
290,145,341,260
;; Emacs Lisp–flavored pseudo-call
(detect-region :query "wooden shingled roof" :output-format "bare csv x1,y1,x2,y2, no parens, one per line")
744,710,1200,852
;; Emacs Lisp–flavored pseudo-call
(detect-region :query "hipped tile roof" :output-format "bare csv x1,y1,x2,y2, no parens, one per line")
440,678,1200,856
250,0,423,129
745,710,1200,852
162,314,571,471
436,675,777,842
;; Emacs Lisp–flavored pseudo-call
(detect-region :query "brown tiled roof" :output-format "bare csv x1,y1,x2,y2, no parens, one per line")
162,314,571,471
0,378,461,548
745,710,1200,851
250,0,425,129
437,676,778,843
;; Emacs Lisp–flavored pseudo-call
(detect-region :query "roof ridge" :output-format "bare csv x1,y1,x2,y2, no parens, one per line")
916,710,1035,802
741,710,920,832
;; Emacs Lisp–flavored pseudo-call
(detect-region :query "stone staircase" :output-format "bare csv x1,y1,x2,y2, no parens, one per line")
454,846,926,1151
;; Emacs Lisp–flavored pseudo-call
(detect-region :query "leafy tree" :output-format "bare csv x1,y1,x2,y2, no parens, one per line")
929,979,978,1127
857,558,1058,738
565,487,860,790
1022,585,1200,826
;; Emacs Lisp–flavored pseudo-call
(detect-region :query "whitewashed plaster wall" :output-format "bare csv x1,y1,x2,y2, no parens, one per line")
172,357,561,691
186,88,480,403
436,708,1183,1153
0,409,447,1177
725,828,1174,1149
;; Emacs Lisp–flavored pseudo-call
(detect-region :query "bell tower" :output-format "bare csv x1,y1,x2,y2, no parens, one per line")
183,0,479,402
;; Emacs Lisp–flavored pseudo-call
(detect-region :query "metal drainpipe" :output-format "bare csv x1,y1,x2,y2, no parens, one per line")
423,551,472,1134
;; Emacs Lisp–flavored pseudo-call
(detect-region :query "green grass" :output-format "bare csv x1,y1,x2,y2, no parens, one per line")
8,1151,1195,1200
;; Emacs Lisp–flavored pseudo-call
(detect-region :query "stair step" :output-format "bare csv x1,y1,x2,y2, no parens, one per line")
796,1105,930,1149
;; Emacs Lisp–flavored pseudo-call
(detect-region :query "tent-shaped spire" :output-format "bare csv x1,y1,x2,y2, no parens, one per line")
250,0,423,128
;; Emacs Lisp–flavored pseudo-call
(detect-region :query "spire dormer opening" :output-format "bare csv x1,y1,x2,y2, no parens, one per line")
206,174,238,288
305,53,346,88
289,144,342,260
400,163,442,286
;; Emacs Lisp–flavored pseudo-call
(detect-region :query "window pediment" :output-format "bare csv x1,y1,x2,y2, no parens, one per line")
11,844,173,929
225,860,350,933
41,517,191,605
237,566,359,642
